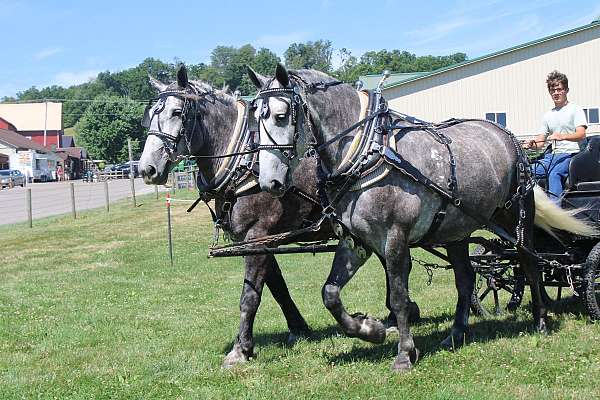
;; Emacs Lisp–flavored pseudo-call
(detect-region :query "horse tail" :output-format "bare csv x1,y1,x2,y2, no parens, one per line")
533,186,599,237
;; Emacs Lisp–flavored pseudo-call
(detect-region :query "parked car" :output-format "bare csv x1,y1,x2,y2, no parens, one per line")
0,169,26,189
112,161,139,178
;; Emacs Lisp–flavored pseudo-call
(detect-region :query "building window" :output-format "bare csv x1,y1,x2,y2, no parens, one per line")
584,108,599,124
485,112,507,127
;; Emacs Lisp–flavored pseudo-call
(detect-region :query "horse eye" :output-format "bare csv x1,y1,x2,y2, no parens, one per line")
172,110,182,117
275,113,287,121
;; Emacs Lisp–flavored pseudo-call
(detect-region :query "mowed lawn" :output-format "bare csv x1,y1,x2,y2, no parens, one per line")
1,191,599,399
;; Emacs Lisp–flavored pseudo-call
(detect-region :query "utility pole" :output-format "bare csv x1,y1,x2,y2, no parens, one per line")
43,100,48,147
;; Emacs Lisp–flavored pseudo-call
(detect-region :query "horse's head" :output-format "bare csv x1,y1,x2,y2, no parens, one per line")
248,63,307,197
139,65,203,184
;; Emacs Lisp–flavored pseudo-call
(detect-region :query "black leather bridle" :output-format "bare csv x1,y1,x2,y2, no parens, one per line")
252,83,303,160
142,88,212,158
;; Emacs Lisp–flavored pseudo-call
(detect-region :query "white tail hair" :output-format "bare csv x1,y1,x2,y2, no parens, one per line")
533,186,599,237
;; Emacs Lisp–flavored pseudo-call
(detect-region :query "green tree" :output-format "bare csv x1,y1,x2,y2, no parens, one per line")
284,40,333,72
75,95,145,163
98,58,176,100
252,48,281,75
333,49,467,82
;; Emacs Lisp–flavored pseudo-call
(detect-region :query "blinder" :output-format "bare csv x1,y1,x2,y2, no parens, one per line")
142,89,204,158
253,84,304,160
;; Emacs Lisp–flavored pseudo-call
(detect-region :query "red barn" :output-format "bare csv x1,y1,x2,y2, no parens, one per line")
0,116,17,132
0,102,63,147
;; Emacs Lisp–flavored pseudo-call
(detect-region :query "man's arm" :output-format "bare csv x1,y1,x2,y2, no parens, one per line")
547,126,587,142
523,133,547,149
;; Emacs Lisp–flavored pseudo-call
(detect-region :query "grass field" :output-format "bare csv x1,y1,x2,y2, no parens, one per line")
1,191,600,399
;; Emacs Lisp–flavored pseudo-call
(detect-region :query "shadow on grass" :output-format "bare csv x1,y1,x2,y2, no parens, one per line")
220,324,342,354
219,297,594,365
327,315,535,365
219,310,460,355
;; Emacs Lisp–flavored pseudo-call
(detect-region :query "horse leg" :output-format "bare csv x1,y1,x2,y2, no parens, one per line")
223,254,271,367
440,239,475,350
380,254,420,330
322,244,386,343
265,257,311,344
518,193,548,333
385,236,419,371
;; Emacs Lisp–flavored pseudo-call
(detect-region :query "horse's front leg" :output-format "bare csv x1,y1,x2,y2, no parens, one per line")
223,254,271,367
440,239,475,350
379,254,420,329
265,257,311,343
322,244,386,343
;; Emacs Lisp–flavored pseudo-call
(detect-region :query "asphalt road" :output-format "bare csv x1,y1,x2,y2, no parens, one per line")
0,178,159,226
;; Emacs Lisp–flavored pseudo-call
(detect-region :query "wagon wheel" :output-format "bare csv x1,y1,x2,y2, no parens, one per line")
470,244,525,317
580,242,600,320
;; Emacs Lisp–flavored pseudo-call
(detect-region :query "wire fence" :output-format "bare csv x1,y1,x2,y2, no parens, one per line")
0,173,200,227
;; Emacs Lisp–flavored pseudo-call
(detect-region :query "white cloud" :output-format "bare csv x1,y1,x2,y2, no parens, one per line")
51,70,102,87
407,17,470,45
34,48,63,61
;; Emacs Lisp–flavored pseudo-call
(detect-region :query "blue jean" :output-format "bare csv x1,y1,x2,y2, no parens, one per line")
531,152,574,202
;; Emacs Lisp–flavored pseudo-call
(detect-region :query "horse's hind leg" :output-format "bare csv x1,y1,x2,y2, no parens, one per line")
322,244,386,344
223,254,272,367
440,239,475,350
265,257,311,343
518,192,548,333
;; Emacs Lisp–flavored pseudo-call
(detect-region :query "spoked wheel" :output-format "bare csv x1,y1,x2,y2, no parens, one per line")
470,244,525,317
580,242,600,320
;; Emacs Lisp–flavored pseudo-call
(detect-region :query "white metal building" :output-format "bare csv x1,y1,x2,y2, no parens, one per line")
382,19,600,138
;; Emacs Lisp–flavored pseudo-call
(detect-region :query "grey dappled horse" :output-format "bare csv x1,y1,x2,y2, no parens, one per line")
138,66,406,367
249,64,597,371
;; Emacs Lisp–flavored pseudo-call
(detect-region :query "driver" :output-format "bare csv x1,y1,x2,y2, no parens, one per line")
524,70,587,202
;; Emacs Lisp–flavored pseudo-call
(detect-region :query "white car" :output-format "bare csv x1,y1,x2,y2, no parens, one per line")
0,169,26,189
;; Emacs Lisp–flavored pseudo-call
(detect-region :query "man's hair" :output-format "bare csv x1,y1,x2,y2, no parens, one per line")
546,70,568,90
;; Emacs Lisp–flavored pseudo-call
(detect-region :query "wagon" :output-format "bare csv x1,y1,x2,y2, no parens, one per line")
469,136,600,319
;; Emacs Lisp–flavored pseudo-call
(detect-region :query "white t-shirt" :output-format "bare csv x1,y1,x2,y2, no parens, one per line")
541,102,588,153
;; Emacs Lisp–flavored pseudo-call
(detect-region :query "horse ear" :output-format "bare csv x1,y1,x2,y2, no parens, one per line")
176,65,188,88
148,74,167,92
247,65,267,89
275,63,290,88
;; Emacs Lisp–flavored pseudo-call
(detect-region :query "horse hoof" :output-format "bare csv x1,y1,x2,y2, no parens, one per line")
537,319,549,335
358,316,386,344
408,301,421,323
287,328,311,345
391,349,419,372
222,345,251,368
440,333,466,351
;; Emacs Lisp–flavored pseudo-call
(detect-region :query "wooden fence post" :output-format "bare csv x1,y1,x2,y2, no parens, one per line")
26,188,32,228
70,182,76,219
104,181,110,212
128,138,137,207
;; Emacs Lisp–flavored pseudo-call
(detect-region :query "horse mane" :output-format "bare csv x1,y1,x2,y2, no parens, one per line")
165,79,235,105
289,69,341,85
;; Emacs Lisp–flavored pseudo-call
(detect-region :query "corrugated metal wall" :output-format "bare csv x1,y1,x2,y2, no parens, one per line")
386,26,600,137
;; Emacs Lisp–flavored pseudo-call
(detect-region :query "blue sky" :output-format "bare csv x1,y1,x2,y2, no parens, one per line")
1,0,599,98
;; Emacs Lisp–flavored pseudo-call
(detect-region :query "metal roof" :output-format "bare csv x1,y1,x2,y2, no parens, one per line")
358,72,427,90
383,19,600,90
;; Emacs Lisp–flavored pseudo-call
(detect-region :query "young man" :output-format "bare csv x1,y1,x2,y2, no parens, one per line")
524,70,588,202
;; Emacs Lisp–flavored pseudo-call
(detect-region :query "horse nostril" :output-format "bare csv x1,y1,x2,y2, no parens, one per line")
270,179,284,192
143,165,156,178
